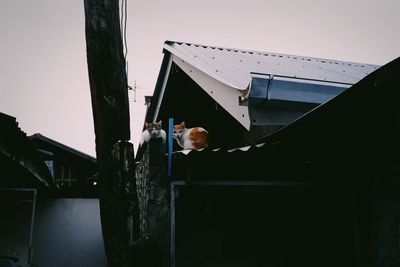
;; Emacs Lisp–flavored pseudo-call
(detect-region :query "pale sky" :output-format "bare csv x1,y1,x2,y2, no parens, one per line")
0,0,399,157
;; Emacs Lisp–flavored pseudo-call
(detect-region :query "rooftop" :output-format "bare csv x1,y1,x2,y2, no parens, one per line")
164,41,380,90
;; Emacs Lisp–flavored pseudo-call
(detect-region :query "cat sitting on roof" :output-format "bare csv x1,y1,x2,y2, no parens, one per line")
140,121,166,146
173,121,208,150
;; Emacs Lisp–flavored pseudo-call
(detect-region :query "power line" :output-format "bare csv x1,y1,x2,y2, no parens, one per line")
119,0,129,82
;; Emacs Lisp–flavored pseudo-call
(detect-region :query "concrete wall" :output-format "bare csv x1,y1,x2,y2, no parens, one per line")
0,196,33,267
374,197,400,266
32,198,106,267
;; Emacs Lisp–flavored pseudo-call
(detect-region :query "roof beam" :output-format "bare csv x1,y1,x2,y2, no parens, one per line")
172,55,251,130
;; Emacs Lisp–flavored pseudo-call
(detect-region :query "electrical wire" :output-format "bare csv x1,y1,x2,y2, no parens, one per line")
123,0,128,59
119,0,128,80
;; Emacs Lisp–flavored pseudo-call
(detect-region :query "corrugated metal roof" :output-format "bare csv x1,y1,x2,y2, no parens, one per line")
173,142,267,156
164,41,380,90
170,56,399,160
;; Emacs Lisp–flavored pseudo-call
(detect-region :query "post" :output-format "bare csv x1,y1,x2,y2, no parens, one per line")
168,118,174,176
84,1,137,266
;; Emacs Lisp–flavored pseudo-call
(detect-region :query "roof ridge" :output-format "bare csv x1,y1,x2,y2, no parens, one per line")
29,133,96,163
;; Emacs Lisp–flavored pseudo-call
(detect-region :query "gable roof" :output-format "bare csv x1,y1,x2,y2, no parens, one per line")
29,134,97,164
0,113,53,187
164,41,380,90
148,41,381,130
169,56,400,181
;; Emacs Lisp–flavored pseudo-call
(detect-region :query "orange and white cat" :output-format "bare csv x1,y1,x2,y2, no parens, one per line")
173,121,208,150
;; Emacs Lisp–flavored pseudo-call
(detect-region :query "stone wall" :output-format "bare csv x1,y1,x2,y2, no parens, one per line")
134,138,170,266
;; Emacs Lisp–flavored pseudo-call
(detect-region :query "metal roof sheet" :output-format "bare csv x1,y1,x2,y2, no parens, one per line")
173,143,267,155
169,56,399,160
164,41,380,90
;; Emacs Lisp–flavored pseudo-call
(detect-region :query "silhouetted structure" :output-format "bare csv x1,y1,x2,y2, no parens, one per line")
30,133,97,197
0,112,106,267
136,42,400,267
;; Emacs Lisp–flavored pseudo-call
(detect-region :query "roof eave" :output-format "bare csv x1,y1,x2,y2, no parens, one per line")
145,50,173,123
29,134,97,164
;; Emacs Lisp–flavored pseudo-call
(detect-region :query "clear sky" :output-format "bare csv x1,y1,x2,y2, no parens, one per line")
0,0,399,157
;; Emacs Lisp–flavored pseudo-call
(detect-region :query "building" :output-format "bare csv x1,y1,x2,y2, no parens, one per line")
135,41,400,266
0,112,106,267
145,41,379,149
0,112,53,267
29,133,97,196
0,113,53,189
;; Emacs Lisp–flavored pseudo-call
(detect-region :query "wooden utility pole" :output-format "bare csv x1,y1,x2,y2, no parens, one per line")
84,1,138,266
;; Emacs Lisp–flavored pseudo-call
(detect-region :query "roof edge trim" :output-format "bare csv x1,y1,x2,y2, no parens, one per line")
164,40,381,68
145,50,173,123
164,42,245,90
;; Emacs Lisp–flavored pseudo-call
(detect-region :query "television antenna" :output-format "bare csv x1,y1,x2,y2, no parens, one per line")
128,80,140,102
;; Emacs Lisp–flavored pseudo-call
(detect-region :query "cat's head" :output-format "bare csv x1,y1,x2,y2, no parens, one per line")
173,121,186,139
145,120,162,137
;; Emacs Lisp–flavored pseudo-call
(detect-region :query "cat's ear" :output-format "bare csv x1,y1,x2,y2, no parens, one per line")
157,120,162,126
181,121,185,127
144,122,149,129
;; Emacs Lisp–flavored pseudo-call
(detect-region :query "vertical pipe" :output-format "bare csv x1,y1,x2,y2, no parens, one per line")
168,118,174,176
170,183,176,267
28,189,37,267
352,192,360,267
69,165,72,187
61,166,64,187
